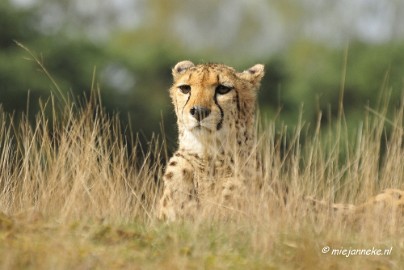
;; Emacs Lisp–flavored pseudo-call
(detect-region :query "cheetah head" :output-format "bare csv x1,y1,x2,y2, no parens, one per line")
169,61,264,150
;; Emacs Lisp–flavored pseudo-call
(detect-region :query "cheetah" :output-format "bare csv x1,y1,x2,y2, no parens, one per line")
158,61,264,221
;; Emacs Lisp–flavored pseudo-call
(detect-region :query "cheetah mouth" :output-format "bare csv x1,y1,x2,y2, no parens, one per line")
191,123,212,133
186,117,218,133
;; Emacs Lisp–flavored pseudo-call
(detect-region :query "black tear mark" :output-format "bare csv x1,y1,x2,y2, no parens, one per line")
235,89,240,113
214,92,224,130
234,89,241,121
182,92,191,116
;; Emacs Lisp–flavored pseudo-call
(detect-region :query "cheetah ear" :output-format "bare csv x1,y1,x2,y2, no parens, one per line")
172,60,195,79
238,64,265,87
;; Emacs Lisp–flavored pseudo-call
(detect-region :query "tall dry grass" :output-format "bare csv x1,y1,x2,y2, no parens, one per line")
0,84,403,268
0,94,162,224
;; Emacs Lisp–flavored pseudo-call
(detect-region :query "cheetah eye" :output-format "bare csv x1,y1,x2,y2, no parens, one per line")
178,84,191,94
215,84,233,95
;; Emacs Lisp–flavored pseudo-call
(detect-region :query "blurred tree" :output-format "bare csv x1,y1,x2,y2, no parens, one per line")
268,40,404,126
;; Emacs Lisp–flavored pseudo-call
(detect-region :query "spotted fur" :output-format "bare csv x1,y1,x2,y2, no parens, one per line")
158,61,265,221
307,189,404,220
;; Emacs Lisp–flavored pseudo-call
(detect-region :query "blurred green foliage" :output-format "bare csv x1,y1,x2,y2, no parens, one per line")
0,0,403,150
272,41,404,125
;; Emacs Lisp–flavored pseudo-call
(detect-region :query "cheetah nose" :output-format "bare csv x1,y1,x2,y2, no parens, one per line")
190,106,211,121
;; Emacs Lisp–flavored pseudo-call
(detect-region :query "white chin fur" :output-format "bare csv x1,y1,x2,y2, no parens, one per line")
179,129,206,154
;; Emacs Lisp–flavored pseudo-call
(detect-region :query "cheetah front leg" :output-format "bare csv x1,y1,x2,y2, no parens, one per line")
215,176,247,218
158,154,199,221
